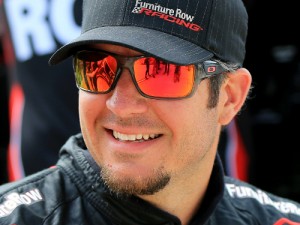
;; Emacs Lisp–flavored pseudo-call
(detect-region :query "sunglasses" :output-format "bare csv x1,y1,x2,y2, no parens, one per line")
73,50,227,99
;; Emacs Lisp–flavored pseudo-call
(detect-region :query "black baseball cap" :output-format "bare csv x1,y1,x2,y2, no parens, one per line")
49,0,248,66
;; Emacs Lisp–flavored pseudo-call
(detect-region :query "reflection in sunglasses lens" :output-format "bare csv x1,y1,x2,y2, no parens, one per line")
74,52,195,98
134,58,195,98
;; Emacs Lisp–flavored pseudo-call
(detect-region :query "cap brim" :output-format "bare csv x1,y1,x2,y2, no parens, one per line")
49,26,213,65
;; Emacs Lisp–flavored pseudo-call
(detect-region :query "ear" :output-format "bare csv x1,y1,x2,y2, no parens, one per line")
218,68,252,125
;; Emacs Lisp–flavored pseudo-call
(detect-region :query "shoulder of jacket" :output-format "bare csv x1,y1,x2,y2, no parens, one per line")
0,166,80,223
0,167,58,194
221,176,300,224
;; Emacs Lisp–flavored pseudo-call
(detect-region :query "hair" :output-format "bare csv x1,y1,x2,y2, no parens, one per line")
203,59,252,109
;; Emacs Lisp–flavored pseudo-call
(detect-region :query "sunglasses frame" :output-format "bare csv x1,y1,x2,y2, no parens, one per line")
73,49,228,100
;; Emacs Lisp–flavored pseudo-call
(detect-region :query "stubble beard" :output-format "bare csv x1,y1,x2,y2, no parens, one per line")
100,165,171,197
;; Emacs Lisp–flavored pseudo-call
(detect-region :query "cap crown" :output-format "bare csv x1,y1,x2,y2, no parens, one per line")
49,0,248,65
81,0,248,64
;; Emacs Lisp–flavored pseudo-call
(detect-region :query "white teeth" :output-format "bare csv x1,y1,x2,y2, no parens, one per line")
136,134,143,140
143,134,149,140
150,134,156,139
113,131,159,141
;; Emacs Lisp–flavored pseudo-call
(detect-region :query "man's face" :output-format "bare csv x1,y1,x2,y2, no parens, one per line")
79,44,223,196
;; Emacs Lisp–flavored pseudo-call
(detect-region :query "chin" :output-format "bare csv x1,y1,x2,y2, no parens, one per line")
100,164,171,196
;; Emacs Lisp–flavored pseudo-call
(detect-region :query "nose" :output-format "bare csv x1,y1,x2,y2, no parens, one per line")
106,69,148,117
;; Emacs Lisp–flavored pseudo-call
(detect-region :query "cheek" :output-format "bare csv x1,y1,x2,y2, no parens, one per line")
78,91,107,135
78,91,110,164
79,91,106,116
160,86,220,166
173,106,219,174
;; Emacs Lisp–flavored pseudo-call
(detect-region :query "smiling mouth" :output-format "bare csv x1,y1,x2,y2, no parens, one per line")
112,130,160,142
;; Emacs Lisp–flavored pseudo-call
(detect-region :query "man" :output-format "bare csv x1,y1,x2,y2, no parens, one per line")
0,0,299,224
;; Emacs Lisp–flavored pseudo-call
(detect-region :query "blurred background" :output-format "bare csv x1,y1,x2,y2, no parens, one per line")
0,0,81,181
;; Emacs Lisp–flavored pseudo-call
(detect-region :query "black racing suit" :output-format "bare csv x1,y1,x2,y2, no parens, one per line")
0,134,300,225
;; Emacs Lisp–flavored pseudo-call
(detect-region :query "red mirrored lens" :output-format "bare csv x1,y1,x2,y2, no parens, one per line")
74,51,196,98
134,58,195,98
74,52,117,92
